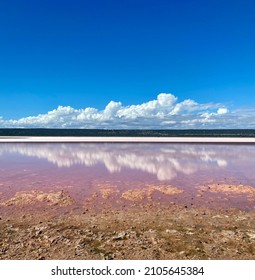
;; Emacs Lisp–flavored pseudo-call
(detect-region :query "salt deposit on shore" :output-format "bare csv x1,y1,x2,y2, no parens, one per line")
0,136,255,143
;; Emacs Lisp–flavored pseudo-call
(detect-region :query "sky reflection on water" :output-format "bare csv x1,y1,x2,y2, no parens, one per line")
0,143,255,183
0,143,255,210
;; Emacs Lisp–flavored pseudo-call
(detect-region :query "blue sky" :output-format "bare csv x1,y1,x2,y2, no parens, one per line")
0,0,254,128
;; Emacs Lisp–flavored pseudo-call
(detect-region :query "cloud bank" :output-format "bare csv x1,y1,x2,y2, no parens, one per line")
0,93,254,128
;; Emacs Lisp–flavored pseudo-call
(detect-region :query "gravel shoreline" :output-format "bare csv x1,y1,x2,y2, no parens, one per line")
1,204,255,260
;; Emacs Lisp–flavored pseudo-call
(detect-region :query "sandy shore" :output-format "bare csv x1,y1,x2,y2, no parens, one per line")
0,204,255,260
0,136,255,143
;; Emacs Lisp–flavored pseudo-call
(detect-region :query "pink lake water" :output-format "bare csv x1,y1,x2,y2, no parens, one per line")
0,143,255,212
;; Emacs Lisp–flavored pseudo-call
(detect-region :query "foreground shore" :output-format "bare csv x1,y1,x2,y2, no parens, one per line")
0,136,255,143
0,204,255,260
0,139,254,259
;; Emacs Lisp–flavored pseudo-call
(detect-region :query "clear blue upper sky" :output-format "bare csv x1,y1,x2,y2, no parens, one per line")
0,0,254,128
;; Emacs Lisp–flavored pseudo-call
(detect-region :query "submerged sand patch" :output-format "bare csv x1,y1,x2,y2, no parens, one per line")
122,185,183,201
122,189,146,201
197,183,255,196
100,188,119,199
146,185,184,199
208,184,255,196
98,183,120,199
0,190,74,207
196,184,255,202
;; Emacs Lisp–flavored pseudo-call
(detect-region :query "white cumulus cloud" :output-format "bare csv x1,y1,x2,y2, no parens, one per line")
217,108,228,115
0,93,254,128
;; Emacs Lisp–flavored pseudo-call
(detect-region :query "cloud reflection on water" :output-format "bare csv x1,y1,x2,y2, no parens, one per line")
0,143,254,181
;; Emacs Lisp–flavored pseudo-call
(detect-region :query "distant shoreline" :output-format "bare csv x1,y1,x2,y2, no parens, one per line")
0,128,255,138
0,136,255,143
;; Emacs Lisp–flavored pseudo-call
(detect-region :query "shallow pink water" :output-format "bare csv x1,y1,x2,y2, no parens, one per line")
0,143,255,211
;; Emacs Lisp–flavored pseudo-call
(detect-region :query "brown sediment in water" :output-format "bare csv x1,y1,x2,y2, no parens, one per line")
100,189,119,199
98,183,120,199
146,185,184,199
207,184,255,196
0,190,74,207
0,183,255,260
196,184,255,202
122,189,146,201
121,185,184,202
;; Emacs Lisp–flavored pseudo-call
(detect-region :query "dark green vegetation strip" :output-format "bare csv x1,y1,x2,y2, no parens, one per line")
0,129,255,137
